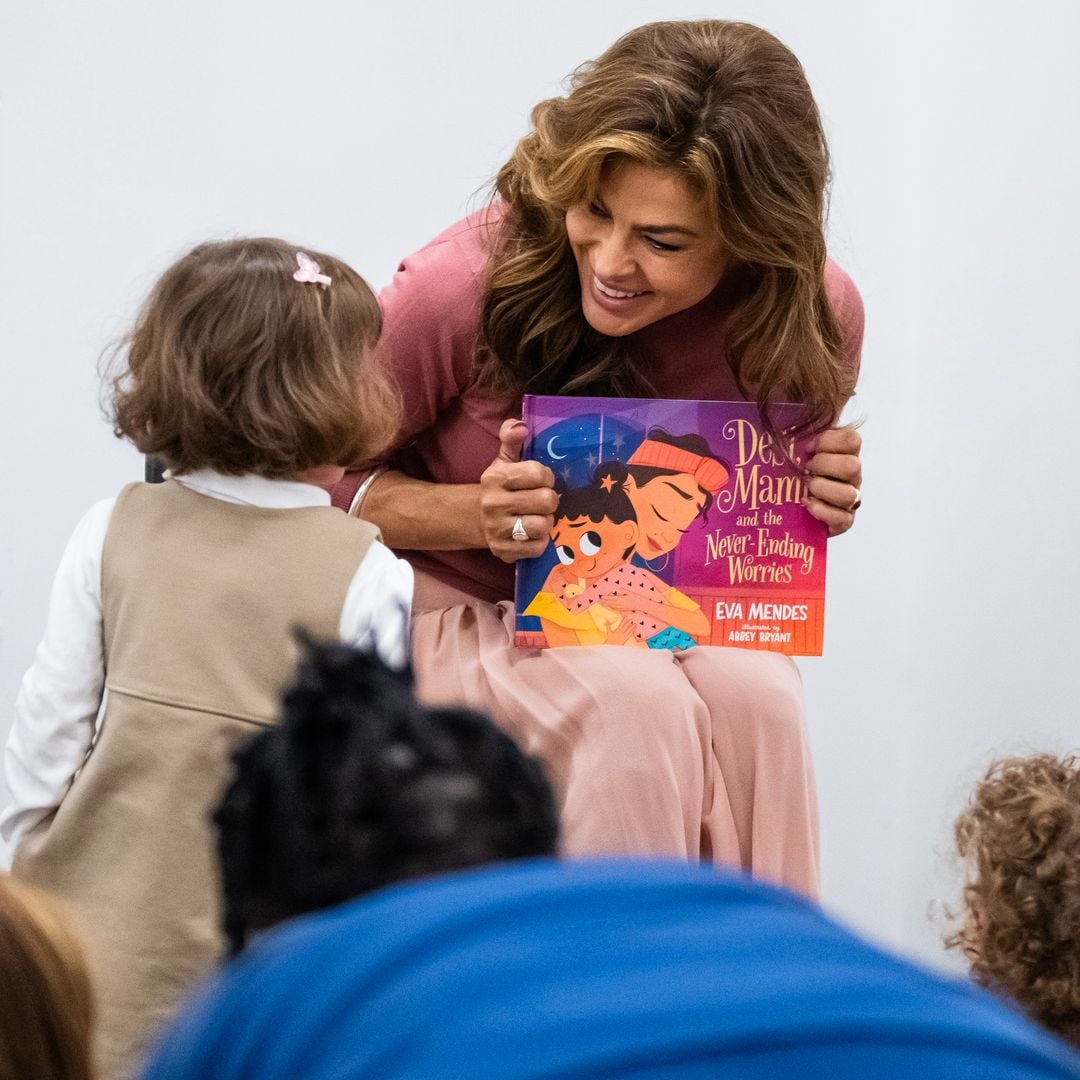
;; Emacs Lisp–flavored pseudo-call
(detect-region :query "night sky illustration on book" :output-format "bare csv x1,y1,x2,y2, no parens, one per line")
514,395,829,656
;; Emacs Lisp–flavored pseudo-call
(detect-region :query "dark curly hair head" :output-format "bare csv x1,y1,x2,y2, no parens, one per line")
947,752,1080,1047
214,638,559,956
555,461,635,528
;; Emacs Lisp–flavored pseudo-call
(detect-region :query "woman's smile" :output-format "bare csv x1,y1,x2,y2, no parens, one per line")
594,275,647,299
589,273,650,314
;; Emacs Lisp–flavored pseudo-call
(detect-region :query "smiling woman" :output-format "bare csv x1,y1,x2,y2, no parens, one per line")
332,19,865,896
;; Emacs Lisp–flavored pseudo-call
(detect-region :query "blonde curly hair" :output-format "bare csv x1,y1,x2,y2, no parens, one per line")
948,753,1080,1047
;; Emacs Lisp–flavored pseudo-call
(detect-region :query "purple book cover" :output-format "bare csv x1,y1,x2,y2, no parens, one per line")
514,395,828,656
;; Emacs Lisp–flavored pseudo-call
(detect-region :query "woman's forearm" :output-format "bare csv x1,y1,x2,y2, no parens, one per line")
358,470,486,551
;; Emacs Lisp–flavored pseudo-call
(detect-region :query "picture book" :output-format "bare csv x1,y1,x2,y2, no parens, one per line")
513,395,828,656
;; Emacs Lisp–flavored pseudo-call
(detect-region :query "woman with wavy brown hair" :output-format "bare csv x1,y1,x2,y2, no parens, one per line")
949,754,1080,1048
0,875,94,1080
333,19,865,897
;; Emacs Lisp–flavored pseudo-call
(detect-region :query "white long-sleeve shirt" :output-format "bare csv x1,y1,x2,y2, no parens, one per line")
1,470,413,856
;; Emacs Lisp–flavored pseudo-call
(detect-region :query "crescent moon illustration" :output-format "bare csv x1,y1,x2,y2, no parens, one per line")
546,435,567,460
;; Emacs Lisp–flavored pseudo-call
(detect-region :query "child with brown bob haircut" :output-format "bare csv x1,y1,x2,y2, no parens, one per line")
949,753,1080,1049
1,238,412,1079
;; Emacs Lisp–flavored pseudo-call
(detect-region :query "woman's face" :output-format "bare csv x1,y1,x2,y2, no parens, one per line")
564,160,728,337
625,472,707,558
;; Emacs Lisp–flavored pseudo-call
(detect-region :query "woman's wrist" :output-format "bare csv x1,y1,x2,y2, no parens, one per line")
359,470,486,551
347,466,387,518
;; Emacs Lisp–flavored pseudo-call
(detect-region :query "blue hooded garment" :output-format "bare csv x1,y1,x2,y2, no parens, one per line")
141,859,1080,1080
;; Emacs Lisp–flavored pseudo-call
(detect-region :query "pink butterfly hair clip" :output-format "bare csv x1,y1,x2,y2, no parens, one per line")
293,251,332,287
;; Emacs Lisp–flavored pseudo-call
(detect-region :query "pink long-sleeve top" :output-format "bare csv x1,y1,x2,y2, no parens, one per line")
335,207,865,604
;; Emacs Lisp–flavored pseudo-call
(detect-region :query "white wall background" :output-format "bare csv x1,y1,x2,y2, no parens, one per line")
2,0,1077,966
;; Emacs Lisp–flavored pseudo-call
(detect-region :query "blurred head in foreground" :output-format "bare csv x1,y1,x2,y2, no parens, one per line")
213,638,559,955
949,752,1080,1048
142,860,1080,1080
0,875,94,1080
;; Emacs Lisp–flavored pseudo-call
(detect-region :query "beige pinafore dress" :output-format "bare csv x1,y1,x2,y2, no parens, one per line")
14,480,378,1079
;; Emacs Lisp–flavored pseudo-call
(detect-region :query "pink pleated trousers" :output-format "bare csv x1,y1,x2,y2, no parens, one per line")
410,571,819,898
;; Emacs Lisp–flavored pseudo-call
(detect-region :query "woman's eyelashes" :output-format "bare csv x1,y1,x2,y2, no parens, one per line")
651,502,702,531
585,202,682,253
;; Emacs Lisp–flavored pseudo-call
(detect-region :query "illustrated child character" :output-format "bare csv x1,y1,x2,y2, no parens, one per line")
524,462,709,648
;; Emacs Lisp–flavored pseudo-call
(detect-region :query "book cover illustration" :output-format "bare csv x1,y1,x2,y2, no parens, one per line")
513,395,828,656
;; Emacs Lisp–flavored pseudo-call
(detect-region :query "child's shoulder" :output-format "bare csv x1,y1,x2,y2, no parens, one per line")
281,504,386,572
39,494,122,606
68,493,121,549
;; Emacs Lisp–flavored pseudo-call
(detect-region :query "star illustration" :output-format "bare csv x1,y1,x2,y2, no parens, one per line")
599,473,616,493
586,452,598,468
612,432,625,451
560,466,572,483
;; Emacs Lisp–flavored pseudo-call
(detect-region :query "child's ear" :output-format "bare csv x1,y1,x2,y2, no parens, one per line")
621,521,638,546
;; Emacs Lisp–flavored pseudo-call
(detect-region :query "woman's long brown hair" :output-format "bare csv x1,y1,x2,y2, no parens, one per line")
480,20,854,442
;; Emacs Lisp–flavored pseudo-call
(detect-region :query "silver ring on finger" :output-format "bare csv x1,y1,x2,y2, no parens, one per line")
850,489,862,512
511,516,529,542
